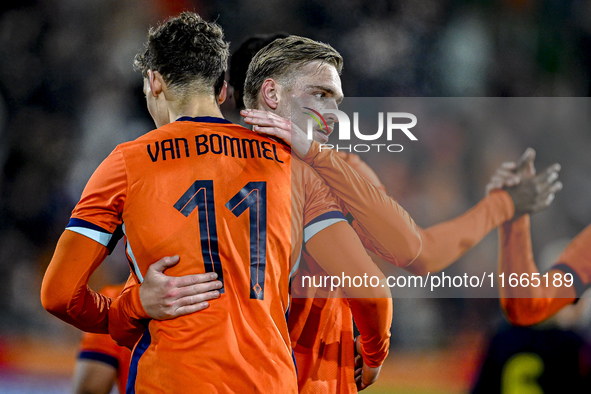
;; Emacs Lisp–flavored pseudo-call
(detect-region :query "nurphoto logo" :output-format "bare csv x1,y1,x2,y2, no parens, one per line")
303,108,418,153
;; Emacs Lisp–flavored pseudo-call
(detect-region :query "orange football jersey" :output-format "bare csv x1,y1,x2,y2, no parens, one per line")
57,116,353,393
62,116,344,393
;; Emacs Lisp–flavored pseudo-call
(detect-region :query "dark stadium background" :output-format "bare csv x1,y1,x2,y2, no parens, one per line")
1,0,590,392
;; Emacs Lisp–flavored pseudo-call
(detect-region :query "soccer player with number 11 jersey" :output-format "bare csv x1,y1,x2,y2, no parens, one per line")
41,12,393,393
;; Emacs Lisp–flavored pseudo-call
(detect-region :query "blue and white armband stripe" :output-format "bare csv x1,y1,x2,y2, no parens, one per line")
66,218,122,254
303,211,347,243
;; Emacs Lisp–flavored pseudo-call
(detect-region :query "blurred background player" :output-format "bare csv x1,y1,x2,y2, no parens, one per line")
472,227,591,393
473,148,591,392
71,284,130,394
494,148,591,324
471,318,591,393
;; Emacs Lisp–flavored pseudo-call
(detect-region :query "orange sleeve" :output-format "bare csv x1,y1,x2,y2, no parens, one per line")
498,215,576,326
41,231,112,333
409,190,514,275
79,284,131,358
333,150,515,274
306,221,392,367
303,141,422,267
348,297,392,368
554,224,591,291
334,151,386,192
41,148,127,333
108,274,150,349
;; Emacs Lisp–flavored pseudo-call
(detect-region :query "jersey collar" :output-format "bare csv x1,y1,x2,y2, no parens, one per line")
176,116,232,124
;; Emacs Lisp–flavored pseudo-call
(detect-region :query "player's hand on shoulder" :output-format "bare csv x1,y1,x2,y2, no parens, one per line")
139,255,223,320
241,109,312,157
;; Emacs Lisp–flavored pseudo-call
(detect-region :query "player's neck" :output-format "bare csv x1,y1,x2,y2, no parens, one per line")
171,96,224,122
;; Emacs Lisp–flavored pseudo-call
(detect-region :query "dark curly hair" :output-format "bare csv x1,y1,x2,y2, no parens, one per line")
134,12,229,98
243,35,343,109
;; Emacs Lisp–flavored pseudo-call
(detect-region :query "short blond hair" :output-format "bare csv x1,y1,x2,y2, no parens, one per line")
243,36,343,109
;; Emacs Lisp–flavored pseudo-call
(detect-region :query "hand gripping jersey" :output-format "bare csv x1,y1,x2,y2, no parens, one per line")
63,117,342,393
78,284,131,394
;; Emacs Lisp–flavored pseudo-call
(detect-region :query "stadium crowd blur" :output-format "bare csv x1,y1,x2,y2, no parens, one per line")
2,0,591,391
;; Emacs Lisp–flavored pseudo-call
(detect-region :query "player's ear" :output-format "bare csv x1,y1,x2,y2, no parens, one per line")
260,78,279,110
148,69,163,97
217,81,228,105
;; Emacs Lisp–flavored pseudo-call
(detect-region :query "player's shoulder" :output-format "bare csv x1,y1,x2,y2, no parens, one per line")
292,157,317,176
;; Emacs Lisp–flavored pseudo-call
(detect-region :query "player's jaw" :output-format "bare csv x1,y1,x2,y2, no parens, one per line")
313,125,333,143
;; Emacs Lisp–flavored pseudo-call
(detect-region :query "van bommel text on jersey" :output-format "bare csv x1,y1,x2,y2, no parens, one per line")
147,134,285,163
